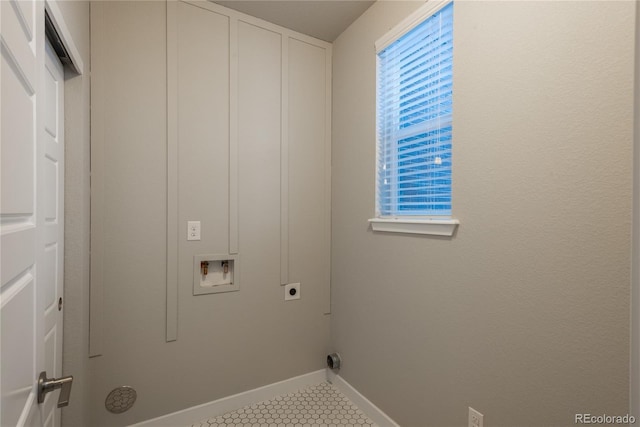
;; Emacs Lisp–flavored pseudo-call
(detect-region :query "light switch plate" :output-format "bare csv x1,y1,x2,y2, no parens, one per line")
187,221,201,241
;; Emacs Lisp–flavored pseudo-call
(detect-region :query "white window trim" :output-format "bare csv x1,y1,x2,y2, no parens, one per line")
370,0,459,237
369,217,459,236
375,0,452,53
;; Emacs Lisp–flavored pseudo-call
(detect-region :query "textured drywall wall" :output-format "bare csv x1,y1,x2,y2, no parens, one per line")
331,1,635,426
88,2,330,426
58,1,91,426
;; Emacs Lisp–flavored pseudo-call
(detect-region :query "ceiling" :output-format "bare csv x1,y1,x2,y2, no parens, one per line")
213,0,376,42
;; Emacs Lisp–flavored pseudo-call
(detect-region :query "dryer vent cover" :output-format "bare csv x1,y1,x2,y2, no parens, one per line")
105,386,137,414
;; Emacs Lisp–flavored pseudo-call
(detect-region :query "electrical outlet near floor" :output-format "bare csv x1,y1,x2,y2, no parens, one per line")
469,407,483,427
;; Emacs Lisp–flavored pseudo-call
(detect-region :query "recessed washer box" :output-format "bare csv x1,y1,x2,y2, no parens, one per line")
193,254,239,296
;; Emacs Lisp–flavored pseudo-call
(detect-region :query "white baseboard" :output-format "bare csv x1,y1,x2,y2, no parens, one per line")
130,368,398,427
327,371,400,427
129,370,326,427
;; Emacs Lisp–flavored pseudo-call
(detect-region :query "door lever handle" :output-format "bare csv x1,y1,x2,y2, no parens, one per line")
38,371,73,408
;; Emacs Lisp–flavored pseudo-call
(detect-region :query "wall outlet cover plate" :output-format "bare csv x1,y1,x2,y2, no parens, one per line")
469,407,483,427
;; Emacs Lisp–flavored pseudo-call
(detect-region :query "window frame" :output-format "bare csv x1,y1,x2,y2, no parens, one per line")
370,0,459,236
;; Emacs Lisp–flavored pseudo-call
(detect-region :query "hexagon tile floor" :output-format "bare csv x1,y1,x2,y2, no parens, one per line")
191,382,377,427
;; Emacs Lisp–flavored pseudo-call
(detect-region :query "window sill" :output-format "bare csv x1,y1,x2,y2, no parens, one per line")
368,217,459,237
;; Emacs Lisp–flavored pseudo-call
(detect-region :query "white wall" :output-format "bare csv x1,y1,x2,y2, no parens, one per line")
88,2,331,426
331,1,635,426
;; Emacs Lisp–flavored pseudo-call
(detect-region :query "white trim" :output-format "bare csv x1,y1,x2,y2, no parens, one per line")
182,0,331,50
323,43,332,314
369,217,459,236
128,370,327,427
229,16,239,255
328,374,400,427
280,35,290,286
375,0,451,53
44,0,84,74
89,0,105,356
128,369,399,427
166,0,179,343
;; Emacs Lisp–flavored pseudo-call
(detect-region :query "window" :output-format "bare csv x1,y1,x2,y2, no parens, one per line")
370,1,458,236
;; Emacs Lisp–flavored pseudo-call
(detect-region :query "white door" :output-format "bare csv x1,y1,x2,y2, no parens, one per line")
1,1,66,426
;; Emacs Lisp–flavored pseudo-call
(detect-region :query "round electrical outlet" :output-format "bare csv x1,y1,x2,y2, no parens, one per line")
284,283,301,301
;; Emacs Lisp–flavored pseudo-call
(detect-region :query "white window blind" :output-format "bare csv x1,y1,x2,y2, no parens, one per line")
376,2,453,217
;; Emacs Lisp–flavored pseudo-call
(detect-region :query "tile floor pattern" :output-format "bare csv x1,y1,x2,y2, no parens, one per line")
192,382,377,427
